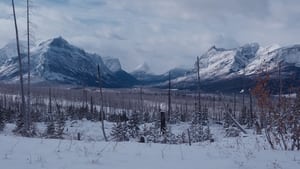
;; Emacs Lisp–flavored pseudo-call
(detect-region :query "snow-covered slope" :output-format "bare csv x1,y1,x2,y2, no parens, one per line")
132,62,151,74
102,56,122,72
0,37,137,88
191,43,259,80
156,43,300,92
131,64,189,85
0,41,27,65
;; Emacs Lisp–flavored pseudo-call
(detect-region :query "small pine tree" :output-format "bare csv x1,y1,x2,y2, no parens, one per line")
54,104,65,139
111,122,129,142
0,110,5,131
224,106,233,128
127,111,140,138
189,111,211,143
170,108,181,124
143,111,150,123
13,110,25,135
189,122,204,142
46,120,55,138
163,127,178,144
142,125,160,143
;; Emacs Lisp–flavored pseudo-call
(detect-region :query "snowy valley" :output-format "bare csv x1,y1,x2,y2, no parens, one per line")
1,1,300,169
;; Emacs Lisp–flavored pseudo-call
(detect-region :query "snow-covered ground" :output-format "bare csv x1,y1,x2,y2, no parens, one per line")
1,121,299,169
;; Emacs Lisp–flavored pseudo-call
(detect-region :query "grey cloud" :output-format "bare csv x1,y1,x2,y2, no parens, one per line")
0,0,300,73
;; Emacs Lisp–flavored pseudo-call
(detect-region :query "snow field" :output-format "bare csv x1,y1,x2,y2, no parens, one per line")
0,120,299,169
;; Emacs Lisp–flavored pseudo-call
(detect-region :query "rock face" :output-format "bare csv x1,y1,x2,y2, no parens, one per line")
0,37,137,88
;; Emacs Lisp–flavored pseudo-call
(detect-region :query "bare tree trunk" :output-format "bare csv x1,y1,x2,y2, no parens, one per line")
168,72,171,122
26,0,32,131
49,88,52,114
249,93,253,127
139,86,143,113
12,0,28,134
196,56,201,113
90,96,93,115
278,61,282,112
98,65,108,141
212,96,216,120
160,111,166,134
233,93,236,118
187,129,191,146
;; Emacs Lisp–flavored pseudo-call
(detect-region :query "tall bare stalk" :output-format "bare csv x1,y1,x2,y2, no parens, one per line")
98,64,108,141
26,0,32,132
12,0,27,134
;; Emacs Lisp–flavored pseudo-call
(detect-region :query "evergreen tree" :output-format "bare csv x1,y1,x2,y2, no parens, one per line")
13,110,25,135
224,106,233,128
189,122,204,142
127,111,140,138
189,110,211,143
143,111,150,123
142,124,160,143
111,122,129,142
0,109,5,131
163,127,178,144
54,104,65,139
46,118,55,138
170,106,181,124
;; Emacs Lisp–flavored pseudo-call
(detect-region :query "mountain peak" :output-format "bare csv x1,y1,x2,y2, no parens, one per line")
102,56,122,72
239,43,259,52
237,43,260,60
133,62,151,73
207,45,226,53
49,36,69,47
208,45,217,51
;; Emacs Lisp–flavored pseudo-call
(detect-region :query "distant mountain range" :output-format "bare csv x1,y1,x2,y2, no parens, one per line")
1,37,300,92
0,37,137,88
154,43,300,92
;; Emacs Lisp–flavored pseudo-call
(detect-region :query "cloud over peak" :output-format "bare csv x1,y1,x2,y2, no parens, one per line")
1,0,300,73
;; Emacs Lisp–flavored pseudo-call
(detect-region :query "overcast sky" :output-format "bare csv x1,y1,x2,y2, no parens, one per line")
0,0,300,73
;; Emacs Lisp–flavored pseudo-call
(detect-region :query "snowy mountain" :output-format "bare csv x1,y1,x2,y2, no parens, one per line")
156,44,300,92
0,41,27,65
2,38,300,91
131,63,190,85
132,62,151,74
131,62,152,79
0,37,137,88
102,56,122,73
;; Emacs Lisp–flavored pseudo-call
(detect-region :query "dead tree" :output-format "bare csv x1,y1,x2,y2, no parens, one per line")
26,0,33,134
168,72,171,122
160,111,166,134
233,93,236,118
12,0,28,134
248,92,254,128
98,64,108,141
139,86,144,113
48,88,52,115
196,56,201,113
90,96,93,116
278,61,283,112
